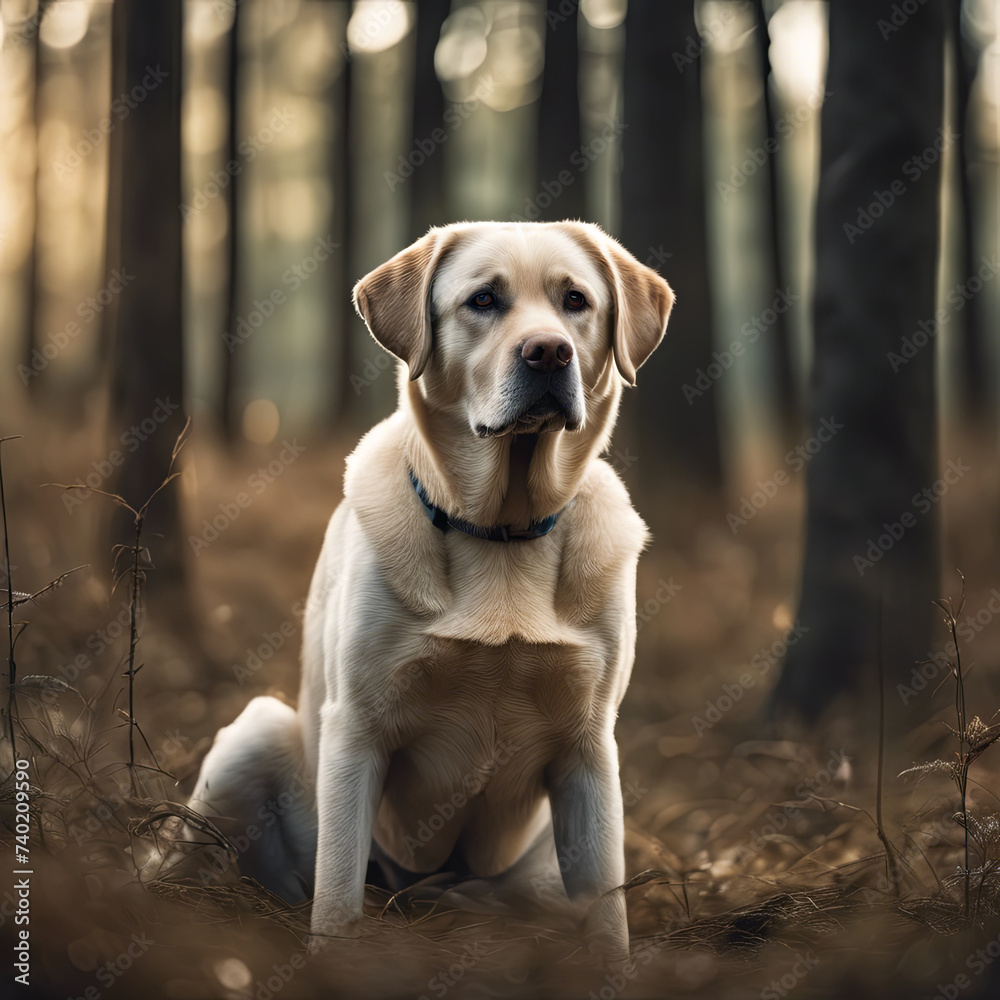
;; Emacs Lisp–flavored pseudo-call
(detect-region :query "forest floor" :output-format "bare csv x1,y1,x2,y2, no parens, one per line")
2,420,1000,999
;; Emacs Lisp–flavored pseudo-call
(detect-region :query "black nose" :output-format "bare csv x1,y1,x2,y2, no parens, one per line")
521,335,574,373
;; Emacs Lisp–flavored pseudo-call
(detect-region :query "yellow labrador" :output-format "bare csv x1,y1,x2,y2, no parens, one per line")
187,221,673,961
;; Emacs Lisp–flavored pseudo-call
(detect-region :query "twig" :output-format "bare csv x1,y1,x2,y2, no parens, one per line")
875,587,900,896
48,417,189,794
123,417,188,794
0,565,87,612
126,513,143,795
0,435,23,757
933,574,970,918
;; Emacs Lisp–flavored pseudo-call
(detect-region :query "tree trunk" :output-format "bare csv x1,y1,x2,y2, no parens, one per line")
535,0,585,223
217,3,241,441
409,0,452,240
772,0,944,727
951,0,989,427
753,0,799,445
620,0,722,492
331,9,356,426
23,2,53,396
106,0,187,591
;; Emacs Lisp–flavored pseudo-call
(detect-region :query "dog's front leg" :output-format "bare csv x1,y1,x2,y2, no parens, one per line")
308,703,388,951
548,737,629,965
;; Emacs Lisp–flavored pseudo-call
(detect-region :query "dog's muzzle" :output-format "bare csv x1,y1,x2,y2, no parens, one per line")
476,336,585,437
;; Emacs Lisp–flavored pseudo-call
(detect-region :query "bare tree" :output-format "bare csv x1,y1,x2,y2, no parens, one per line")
22,1,54,395
409,0,452,239
951,0,989,429
217,3,241,441
752,0,799,445
620,0,722,491
535,0,585,223
330,7,357,425
772,0,944,726
105,0,187,589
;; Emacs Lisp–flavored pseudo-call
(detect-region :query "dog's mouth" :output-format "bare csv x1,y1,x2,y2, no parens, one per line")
476,394,579,438
473,352,587,438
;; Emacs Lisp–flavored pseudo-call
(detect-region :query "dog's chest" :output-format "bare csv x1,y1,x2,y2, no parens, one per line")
372,635,607,872
351,527,624,755
428,535,581,645
376,633,608,751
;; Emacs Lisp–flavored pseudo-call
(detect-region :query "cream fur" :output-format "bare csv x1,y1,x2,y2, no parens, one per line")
185,221,673,964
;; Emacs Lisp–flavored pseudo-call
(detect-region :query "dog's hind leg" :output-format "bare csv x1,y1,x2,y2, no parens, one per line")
187,696,316,902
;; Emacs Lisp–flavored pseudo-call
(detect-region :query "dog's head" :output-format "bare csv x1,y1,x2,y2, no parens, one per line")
353,221,674,440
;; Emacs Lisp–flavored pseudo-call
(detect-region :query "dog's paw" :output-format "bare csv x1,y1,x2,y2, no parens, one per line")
308,898,369,956
586,932,630,973
306,921,365,956
583,889,630,970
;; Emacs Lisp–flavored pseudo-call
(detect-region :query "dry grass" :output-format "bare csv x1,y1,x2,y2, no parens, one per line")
3,426,1000,999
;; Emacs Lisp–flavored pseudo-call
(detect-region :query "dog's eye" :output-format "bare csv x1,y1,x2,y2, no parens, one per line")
564,290,588,311
468,291,496,310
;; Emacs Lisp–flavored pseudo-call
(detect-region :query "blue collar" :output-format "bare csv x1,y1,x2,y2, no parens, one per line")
409,470,563,542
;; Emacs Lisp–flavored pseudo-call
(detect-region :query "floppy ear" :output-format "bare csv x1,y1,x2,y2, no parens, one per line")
352,228,457,380
596,235,675,386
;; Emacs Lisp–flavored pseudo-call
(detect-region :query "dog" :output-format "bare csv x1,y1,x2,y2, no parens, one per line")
186,220,674,961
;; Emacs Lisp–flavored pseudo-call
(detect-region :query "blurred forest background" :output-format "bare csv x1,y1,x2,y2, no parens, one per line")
3,1,1000,998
